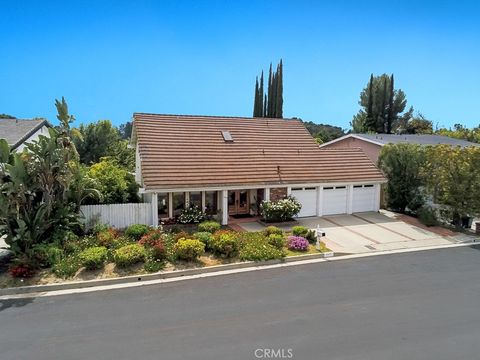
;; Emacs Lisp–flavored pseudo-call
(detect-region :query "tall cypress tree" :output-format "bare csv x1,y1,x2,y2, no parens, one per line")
259,71,264,117
365,74,375,130
267,63,273,117
378,76,388,132
275,59,283,118
252,60,284,118
386,74,395,133
271,71,278,118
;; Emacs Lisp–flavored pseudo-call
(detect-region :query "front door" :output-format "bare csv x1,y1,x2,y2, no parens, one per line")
228,190,249,215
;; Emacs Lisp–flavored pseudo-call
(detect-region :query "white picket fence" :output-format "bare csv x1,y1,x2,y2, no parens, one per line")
80,203,152,229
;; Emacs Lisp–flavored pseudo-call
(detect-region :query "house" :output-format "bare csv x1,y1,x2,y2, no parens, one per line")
132,113,386,225
319,133,480,163
0,118,51,151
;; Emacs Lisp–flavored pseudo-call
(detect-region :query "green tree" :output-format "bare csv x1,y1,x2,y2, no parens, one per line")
351,74,413,133
74,120,121,165
404,113,433,134
107,139,135,171
423,145,480,226
378,143,426,213
435,124,480,143
68,163,102,211
87,159,139,204
119,121,133,139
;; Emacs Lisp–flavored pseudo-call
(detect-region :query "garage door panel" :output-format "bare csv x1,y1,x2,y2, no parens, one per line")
352,186,376,213
323,187,347,215
291,189,317,217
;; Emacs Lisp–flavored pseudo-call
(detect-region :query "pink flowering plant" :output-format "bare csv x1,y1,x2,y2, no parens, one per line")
286,236,309,251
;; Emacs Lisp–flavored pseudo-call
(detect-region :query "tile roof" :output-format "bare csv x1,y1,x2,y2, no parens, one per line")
355,133,480,147
0,118,50,149
133,113,386,190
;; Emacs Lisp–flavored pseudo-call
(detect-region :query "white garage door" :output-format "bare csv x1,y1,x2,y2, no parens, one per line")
291,187,317,217
322,186,347,215
352,184,376,213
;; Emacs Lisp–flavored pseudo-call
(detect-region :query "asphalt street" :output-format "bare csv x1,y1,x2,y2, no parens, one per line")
2,246,480,360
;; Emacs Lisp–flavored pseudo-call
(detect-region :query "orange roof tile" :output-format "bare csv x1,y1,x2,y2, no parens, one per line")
133,113,386,190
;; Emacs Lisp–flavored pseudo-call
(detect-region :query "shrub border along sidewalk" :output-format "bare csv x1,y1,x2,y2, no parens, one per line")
0,251,334,296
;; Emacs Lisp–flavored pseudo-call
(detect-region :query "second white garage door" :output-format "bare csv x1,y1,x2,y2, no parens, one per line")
352,184,376,213
322,186,347,215
291,187,317,217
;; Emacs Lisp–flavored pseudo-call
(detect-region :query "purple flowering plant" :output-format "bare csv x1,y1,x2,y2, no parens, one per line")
286,236,309,251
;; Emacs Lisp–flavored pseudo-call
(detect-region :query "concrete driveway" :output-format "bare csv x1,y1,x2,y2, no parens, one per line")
239,211,464,254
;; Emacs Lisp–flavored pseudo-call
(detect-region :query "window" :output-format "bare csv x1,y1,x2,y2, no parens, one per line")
173,192,185,216
364,184,374,188
324,187,334,190
336,186,346,189
189,191,202,208
305,187,316,190
205,191,218,214
158,193,169,218
353,185,363,188
291,187,303,191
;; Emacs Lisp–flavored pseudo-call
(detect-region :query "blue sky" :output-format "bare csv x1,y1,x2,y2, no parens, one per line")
1,0,479,129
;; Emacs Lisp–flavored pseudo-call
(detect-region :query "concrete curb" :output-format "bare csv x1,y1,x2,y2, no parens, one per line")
0,251,335,296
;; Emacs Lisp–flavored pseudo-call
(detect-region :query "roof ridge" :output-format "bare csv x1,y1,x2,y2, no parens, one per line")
133,112,297,121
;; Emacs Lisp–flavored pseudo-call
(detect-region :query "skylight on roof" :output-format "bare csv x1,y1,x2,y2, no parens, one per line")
221,130,234,142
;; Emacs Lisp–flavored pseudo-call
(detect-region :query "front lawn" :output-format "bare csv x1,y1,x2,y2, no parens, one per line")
0,222,330,288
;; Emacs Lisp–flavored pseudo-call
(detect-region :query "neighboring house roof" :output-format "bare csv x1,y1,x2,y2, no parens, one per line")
320,133,480,148
0,118,51,150
133,113,385,190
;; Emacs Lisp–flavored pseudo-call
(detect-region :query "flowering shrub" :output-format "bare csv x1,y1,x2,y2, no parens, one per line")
138,230,166,260
178,205,207,224
78,246,108,270
193,231,214,248
144,258,165,273
263,226,283,236
8,263,35,278
173,239,205,261
125,224,151,241
260,196,302,222
286,236,309,251
210,230,239,257
32,244,63,267
173,231,190,242
292,225,317,244
198,220,221,233
267,234,285,250
96,230,116,248
114,244,146,267
292,225,308,237
52,256,81,278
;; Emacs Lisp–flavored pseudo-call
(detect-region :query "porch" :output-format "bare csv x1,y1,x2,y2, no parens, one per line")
147,187,289,226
